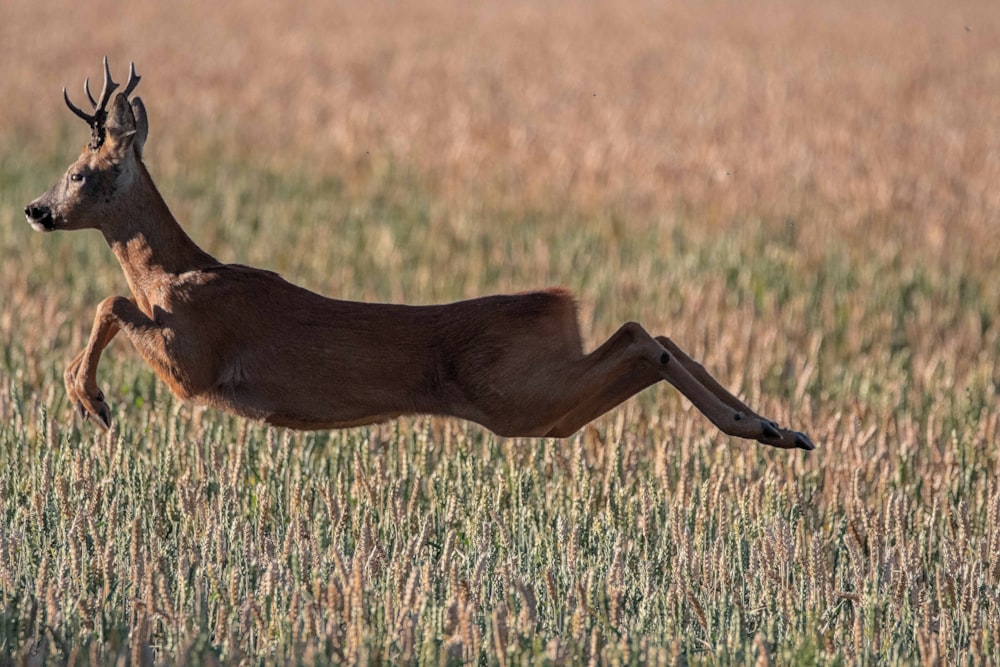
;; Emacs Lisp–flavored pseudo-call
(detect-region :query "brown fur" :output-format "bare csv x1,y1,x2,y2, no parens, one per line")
25,61,814,450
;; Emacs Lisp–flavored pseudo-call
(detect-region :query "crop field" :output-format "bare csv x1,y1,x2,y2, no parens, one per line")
2,0,1000,664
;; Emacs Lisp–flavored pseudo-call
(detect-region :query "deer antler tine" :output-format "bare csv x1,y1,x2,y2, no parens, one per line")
62,58,136,148
121,62,142,98
64,87,94,123
84,77,98,108
95,56,120,114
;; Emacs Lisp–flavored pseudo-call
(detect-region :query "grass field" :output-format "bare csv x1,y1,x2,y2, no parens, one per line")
2,0,1000,664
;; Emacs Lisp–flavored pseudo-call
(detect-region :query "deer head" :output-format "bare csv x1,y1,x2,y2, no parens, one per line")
25,58,149,232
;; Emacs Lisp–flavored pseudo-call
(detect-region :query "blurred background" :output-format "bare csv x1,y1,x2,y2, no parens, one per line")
5,0,998,254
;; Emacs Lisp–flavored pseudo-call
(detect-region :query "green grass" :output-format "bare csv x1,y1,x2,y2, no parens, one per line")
1,139,998,665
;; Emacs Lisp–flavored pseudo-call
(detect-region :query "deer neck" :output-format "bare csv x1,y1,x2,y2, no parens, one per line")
102,165,218,304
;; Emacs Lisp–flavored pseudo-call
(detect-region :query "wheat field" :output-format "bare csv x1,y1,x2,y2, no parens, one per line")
1,0,999,664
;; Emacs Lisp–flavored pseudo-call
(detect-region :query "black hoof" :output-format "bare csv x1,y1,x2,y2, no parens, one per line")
97,410,112,430
795,432,816,451
762,423,781,439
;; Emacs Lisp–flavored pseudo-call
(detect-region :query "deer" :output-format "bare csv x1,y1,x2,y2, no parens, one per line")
24,58,814,450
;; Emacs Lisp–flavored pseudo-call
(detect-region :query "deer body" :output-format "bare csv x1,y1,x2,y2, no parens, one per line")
25,59,814,449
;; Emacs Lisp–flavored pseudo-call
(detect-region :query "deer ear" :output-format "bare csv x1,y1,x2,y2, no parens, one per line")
130,97,149,158
104,93,137,158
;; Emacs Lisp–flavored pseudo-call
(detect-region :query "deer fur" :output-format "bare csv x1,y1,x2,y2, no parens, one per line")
25,59,815,450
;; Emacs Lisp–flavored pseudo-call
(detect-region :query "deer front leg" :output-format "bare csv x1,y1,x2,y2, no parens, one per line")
65,299,124,428
66,296,178,430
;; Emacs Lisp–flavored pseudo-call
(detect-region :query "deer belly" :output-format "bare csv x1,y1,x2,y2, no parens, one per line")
205,352,425,428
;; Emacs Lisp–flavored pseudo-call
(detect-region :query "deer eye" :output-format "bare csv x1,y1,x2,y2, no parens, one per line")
69,172,85,183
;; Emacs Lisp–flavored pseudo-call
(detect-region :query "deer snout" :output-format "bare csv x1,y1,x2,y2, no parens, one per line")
25,202,55,231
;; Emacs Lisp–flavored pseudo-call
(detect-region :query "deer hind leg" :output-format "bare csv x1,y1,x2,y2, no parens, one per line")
654,336,814,450
461,321,648,437
655,336,768,422
539,322,661,437
541,323,814,450
538,321,741,438
543,364,660,437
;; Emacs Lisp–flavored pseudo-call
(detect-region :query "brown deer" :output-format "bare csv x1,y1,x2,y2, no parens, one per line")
24,58,814,450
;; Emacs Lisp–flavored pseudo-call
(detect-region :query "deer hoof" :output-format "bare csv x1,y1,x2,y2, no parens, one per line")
75,392,112,431
794,432,816,451
96,403,112,430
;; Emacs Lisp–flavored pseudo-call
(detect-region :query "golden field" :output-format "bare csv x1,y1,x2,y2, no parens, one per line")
1,0,999,663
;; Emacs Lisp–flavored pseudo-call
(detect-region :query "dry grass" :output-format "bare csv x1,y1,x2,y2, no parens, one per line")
1,0,999,664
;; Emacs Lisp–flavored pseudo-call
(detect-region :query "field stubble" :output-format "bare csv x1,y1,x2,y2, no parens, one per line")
1,0,1000,664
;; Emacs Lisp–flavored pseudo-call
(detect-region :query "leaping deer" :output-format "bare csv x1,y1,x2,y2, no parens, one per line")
24,59,814,450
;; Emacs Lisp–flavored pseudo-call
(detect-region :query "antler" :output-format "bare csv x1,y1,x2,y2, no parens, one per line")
63,57,141,149
121,62,142,97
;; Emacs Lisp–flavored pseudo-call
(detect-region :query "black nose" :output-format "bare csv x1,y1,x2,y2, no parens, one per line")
25,204,54,229
25,204,48,219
